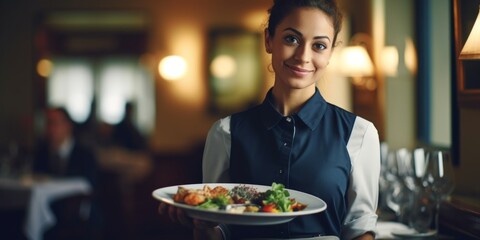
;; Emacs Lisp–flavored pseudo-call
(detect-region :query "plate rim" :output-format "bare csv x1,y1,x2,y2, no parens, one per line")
152,183,327,220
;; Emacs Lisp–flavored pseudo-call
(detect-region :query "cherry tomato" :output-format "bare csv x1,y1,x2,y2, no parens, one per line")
261,203,279,213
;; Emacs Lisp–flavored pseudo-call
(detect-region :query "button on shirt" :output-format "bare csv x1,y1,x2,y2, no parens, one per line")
202,88,380,239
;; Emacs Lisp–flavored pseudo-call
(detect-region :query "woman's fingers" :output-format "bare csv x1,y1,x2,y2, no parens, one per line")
159,203,218,232
176,207,193,228
158,202,168,215
167,205,178,223
160,203,194,228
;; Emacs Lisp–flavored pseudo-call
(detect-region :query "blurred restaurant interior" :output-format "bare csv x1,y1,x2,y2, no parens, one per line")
1,0,480,239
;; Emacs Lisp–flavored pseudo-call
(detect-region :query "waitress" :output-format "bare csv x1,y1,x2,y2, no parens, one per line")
160,0,380,239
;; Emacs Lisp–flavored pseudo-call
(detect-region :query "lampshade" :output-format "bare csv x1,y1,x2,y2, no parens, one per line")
339,46,374,77
381,46,399,76
459,6,480,59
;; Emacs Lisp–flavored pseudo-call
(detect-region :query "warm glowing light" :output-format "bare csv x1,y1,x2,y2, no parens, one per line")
460,6,480,59
405,38,418,74
158,55,187,80
210,55,237,79
381,46,399,76
339,46,375,78
37,59,53,77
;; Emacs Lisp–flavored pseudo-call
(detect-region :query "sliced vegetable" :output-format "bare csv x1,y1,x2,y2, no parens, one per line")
261,203,279,213
198,194,232,209
198,198,219,209
262,183,292,212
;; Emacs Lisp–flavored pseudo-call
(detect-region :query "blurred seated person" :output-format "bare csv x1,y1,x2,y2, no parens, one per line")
95,102,152,183
111,102,148,152
33,107,98,187
34,107,103,239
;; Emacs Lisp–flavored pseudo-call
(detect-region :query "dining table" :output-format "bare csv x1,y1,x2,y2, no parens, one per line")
375,221,459,239
0,175,91,240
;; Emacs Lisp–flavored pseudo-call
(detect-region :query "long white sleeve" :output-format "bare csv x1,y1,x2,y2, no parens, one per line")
202,117,231,183
342,117,380,239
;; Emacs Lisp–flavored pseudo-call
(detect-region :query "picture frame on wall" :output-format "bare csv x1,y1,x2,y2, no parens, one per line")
206,28,263,115
452,0,480,107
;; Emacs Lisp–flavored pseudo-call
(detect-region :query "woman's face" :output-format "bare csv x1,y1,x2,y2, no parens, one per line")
265,7,335,91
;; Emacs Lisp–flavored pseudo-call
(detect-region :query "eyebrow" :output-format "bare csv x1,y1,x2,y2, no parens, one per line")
283,27,331,42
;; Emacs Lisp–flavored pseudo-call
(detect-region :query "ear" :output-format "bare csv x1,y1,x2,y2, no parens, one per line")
264,28,272,54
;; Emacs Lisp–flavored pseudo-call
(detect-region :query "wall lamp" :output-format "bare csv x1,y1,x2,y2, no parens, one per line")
459,5,480,60
339,33,377,90
381,46,399,77
158,55,187,81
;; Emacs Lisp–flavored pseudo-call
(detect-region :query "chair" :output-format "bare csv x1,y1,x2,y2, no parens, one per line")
43,193,97,240
0,184,31,240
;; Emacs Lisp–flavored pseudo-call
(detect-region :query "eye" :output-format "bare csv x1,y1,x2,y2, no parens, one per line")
284,35,299,45
313,42,327,51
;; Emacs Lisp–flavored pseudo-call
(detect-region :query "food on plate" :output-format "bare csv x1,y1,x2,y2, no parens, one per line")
172,182,307,213
173,185,226,206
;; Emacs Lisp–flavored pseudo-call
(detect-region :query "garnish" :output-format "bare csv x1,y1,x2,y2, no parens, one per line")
262,183,292,212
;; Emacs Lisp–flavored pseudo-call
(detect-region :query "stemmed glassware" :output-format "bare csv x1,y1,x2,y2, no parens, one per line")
408,148,433,233
421,150,455,235
384,148,416,223
379,148,456,236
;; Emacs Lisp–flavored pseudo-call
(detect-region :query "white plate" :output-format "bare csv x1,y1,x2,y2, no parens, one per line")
391,229,437,238
152,183,327,225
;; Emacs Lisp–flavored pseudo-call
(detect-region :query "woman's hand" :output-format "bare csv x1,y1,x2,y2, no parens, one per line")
353,232,374,240
158,202,193,227
158,202,223,240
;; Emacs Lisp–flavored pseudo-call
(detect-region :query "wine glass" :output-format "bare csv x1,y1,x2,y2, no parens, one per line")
384,148,415,223
408,188,434,233
421,150,455,235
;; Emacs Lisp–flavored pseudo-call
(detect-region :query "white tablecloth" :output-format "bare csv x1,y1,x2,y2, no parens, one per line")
376,221,411,239
23,178,91,240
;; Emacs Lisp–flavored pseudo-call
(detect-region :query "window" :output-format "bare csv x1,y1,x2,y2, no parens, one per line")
47,57,155,135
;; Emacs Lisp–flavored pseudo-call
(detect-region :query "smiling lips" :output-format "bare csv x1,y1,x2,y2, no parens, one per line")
284,63,314,77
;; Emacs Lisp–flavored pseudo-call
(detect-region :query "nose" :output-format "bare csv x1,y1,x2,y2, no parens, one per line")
294,44,311,63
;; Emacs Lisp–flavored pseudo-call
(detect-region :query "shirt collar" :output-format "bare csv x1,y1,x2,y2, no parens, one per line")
260,87,327,130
